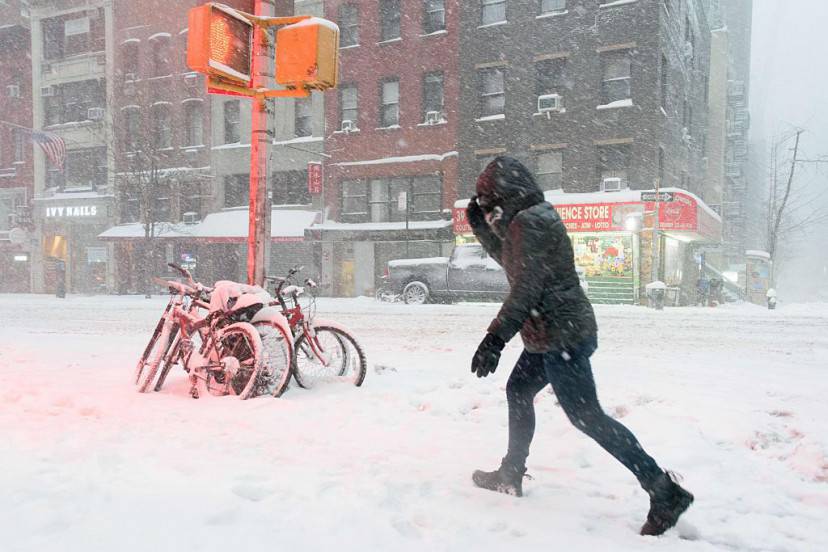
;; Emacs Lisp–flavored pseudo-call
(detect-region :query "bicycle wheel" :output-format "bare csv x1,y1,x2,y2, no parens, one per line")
212,322,264,400
252,322,294,398
137,323,178,393
153,331,189,392
134,313,167,385
292,325,367,389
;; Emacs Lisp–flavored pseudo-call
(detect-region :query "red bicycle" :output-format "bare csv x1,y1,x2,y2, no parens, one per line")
267,266,367,389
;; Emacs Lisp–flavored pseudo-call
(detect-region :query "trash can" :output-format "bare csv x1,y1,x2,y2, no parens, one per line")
645,281,667,310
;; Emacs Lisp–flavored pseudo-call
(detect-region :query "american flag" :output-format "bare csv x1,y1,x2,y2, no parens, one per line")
30,130,66,171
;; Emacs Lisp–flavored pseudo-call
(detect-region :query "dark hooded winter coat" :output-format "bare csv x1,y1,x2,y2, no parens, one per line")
468,156,597,353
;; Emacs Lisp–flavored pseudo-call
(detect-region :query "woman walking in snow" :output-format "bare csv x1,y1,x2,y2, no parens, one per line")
467,156,693,536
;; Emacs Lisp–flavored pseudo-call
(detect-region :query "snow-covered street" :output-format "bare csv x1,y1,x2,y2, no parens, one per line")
1,295,827,551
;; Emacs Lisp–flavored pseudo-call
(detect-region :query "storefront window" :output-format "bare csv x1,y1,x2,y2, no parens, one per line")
224,174,249,207
341,180,367,221
272,170,310,206
571,233,634,280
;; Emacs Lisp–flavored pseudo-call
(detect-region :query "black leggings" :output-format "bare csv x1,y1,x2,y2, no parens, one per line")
503,338,663,488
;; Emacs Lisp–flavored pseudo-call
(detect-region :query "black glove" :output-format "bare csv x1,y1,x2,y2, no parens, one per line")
471,333,506,378
467,196,486,229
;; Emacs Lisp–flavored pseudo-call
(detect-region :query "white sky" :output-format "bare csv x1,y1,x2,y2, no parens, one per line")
750,0,828,297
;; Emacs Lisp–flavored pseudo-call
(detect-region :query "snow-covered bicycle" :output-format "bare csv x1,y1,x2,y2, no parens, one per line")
267,266,367,389
135,264,293,399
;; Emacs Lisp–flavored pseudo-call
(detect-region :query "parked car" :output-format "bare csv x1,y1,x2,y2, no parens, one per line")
385,243,588,304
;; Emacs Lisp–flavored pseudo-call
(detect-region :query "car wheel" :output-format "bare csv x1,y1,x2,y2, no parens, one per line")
403,281,429,305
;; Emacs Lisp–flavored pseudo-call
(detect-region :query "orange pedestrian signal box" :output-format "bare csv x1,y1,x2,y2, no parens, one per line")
187,4,253,84
276,18,339,91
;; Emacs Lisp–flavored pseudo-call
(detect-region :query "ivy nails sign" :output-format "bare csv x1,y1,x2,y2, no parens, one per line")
45,205,99,218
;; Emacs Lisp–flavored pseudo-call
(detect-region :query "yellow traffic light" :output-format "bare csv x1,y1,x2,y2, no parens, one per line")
187,4,253,84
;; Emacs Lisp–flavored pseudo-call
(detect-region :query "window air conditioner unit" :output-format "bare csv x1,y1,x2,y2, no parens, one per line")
538,93,562,113
341,120,356,133
425,111,442,125
40,85,55,97
124,72,137,82
182,211,199,225
6,84,20,98
87,107,105,121
601,177,623,192
8,213,18,228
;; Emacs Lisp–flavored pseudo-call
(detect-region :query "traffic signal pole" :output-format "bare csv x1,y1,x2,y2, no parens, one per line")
187,3,338,287
247,0,274,286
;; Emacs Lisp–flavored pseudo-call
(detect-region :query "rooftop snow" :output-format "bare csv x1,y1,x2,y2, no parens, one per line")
99,209,319,240
312,220,451,232
332,151,457,167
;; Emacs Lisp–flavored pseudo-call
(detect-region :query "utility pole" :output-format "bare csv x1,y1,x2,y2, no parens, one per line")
247,0,274,286
768,129,804,284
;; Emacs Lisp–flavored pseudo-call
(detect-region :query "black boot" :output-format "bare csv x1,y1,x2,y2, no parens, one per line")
641,471,694,536
472,462,527,497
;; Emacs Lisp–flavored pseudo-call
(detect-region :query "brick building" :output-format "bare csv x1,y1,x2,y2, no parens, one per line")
455,0,721,304
316,0,459,296
28,0,116,294
0,0,33,292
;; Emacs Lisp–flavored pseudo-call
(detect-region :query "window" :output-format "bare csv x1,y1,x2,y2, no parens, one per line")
152,104,171,149
422,72,444,122
341,176,442,223
380,79,400,127
154,181,172,222
181,181,203,218
42,11,103,60
410,175,442,217
64,16,90,55
224,174,249,207
341,180,368,220
151,36,170,77
339,4,359,47
481,0,506,25
13,129,25,163
535,58,566,98
380,0,401,42
43,80,106,126
121,107,140,152
224,100,240,143
370,176,442,222
540,0,566,15
42,17,65,60
423,0,446,34
122,41,139,77
369,178,394,222
58,147,106,190
272,170,311,206
601,50,631,104
660,54,668,109
340,85,358,129
183,101,203,147
478,67,505,117
598,144,631,190
535,151,563,191
294,96,312,137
